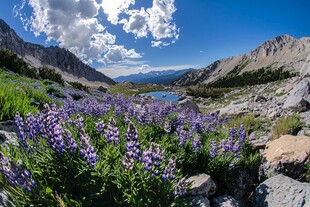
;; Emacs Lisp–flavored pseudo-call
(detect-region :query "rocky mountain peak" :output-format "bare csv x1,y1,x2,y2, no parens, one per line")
173,34,310,87
0,19,115,86
249,35,297,59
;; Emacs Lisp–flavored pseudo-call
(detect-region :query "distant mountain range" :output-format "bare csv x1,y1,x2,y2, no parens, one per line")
0,19,115,86
114,68,195,85
173,35,310,86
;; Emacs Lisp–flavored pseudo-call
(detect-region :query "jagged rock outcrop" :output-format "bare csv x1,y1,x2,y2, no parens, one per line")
173,35,310,86
0,19,115,86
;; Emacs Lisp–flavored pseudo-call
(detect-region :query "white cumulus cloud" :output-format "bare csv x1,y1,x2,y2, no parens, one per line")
102,0,179,47
14,0,180,68
101,0,135,25
14,0,141,64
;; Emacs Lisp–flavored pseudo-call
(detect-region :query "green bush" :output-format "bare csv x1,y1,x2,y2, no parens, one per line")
46,87,66,99
69,81,89,92
0,49,39,79
38,67,64,85
272,114,303,139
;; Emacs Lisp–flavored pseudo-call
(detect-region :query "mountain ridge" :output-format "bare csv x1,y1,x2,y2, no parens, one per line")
173,35,310,86
0,18,115,86
114,68,195,85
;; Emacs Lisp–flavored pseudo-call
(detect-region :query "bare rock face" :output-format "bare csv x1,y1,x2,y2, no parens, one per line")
173,35,310,87
283,77,310,111
0,19,115,86
259,135,310,180
186,173,217,197
254,174,310,207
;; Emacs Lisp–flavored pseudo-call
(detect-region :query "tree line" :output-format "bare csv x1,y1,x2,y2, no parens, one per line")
0,49,64,84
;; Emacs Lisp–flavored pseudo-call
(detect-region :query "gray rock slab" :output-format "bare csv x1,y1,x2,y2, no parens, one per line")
254,174,310,207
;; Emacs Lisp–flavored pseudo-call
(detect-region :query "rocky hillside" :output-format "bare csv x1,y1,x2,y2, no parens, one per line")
173,35,310,86
0,19,115,86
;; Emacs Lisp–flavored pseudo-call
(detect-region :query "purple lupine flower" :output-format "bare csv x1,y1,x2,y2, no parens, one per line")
105,118,120,143
141,142,164,175
122,123,140,169
206,120,217,132
25,113,38,140
125,141,140,159
209,140,218,158
174,178,187,197
50,124,65,154
226,138,234,152
164,120,171,133
238,124,246,142
192,134,201,153
39,104,65,154
232,141,241,153
80,130,98,168
162,156,176,181
0,152,35,192
124,115,131,123
14,112,28,148
229,127,238,139
74,114,84,130
178,129,189,146
63,129,77,155
125,122,138,142
95,120,105,132
122,153,135,170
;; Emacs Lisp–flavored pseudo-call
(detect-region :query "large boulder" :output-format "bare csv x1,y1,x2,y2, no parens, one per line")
259,135,310,179
283,77,310,110
254,174,310,207
186,173,216,197
98,86,107,93
178,99,200,113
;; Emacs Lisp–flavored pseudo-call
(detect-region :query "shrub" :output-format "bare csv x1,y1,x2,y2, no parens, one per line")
69,81,89,92
272,114,303,139
46,87,66,99
38,67,64,85
0,49,39,79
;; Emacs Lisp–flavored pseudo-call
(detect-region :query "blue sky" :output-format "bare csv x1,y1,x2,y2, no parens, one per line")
0,0,310,78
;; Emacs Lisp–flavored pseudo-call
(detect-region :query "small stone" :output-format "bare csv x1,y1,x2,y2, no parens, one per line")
211,195,240,207
190,195,210,207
